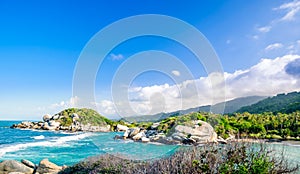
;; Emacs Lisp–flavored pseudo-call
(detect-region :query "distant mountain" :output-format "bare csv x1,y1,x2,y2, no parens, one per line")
237,91,300,114
123,96,267,122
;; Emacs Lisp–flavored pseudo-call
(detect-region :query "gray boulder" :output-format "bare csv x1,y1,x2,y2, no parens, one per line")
116,124,129,132
0,160,34,174
141,137,150,143
132,131,146,140
21,159,35,169
43,114,52,122
173,120,217,144
129,128,140,138
48,121,61,128
36,159,62,174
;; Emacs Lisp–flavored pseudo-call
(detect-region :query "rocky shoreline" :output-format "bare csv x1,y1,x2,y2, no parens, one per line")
0,158,65,174
11,113,111,132
114,120,230,145
11,112,232,145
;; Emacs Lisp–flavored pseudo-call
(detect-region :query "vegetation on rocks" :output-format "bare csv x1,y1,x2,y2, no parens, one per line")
57,108,114,127
155,112,212,135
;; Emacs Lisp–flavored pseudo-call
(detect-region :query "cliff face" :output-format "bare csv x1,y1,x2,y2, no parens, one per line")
11,108,111,132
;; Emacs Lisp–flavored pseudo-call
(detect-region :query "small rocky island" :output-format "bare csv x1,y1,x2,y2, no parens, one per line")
11,108,112,132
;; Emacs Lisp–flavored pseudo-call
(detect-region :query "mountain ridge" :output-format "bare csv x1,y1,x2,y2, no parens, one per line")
123,95,267,122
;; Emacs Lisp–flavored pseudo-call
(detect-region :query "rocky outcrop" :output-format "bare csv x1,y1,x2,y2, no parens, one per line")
11,112,111,133
115,120,220,145
170,120,218,144
21,159,35,169
0,160,34,174
36,159,62,174
0,159,65,174
43,114,52,122
116,124,129,132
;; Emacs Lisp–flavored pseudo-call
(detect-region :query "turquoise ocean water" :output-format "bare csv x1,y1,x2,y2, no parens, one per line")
0,121,299,166
0,121,178,165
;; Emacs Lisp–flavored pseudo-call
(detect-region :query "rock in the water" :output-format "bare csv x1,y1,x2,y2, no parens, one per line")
116,124,129,132
43,114,52,122
141,137,150,143
21,159,35,169
129,128,140,138
145,130,158,137
36,159,62,174
114,135,123,140
123,129,130,138
48,121,61,128
132,131,146,140
171,132,186,141
0,160,34,174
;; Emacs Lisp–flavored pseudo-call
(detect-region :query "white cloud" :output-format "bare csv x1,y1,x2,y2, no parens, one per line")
42,55,300,118
110,53,124,60
92,100,116,116
97,54,300,117
265,43,283,51
274,0,300,21
286,40,300,54
171,70,181,76
37,96,80,115
257,26,272,33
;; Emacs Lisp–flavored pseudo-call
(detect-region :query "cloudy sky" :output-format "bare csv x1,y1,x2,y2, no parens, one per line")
1,0,300,120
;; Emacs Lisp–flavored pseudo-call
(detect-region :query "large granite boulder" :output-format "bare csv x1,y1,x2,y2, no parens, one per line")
128,128,140,138
0,160,34,174
171,120,217,144
43,114,52,122
36,159,62,174
79,123,111,132
116,124,129,132
48,121,61,128
132,131,146,140
21,159,35,169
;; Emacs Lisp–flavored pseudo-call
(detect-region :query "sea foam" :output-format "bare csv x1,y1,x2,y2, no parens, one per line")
0,132,94,157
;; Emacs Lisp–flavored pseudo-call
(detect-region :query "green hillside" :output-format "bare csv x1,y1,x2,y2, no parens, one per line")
57,108,114,126
237,91,300,114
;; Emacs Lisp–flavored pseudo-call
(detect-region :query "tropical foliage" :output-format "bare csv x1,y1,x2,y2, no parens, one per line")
60,142,299,174
237,91,300,114
215,112,300,140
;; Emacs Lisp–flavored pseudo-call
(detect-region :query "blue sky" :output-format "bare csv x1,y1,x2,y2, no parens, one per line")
1,0,300,120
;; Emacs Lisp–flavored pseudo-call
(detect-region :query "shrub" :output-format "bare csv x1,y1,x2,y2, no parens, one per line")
59,142,298,174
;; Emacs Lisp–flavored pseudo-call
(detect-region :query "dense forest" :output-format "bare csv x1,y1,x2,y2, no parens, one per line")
237,91,300,114
216,112,300,139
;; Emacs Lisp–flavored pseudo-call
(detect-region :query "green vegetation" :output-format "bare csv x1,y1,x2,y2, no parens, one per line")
60,142,299,174
155,112,217,135
57,108,117,127
238,91,300,114
215,112,300,140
